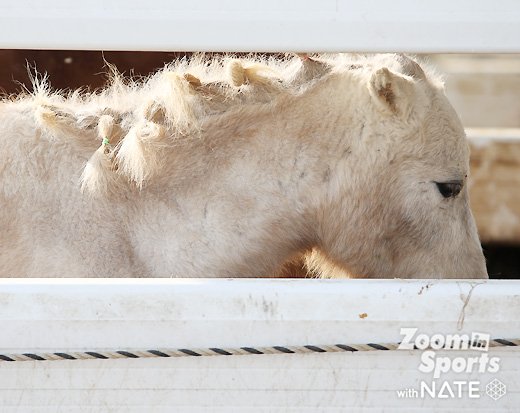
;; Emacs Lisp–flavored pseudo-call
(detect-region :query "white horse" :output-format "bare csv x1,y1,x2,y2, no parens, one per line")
0,53,487,278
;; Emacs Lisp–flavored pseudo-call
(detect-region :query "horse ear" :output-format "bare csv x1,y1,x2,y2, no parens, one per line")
368,67,415,118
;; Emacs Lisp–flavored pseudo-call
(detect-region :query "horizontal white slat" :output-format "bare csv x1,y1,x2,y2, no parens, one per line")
1,279,519,411
0,0,519,52
0,279,519,350
467,128,520,143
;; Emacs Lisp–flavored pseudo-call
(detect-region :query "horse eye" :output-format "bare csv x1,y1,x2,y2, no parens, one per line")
435,181,463,198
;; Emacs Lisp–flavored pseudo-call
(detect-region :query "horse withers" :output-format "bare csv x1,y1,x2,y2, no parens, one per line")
0,54,487,278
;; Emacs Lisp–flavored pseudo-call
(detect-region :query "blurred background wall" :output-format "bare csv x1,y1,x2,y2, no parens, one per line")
1,50,518,278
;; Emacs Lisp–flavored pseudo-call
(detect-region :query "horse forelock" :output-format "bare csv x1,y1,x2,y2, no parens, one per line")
14,53,439,194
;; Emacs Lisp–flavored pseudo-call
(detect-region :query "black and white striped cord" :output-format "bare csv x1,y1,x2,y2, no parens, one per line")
1,338,519,362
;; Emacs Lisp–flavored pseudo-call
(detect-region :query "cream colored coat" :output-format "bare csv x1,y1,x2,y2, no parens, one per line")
0,54,487,278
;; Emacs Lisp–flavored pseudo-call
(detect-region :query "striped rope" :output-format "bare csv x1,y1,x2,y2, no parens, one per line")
1,339,519,362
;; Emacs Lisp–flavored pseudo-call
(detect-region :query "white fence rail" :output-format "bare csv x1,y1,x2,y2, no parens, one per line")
0,0,519,52
1,279,520,411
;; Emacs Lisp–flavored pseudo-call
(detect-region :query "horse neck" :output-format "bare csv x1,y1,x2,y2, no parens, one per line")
128,73,364,276
130,85,355,276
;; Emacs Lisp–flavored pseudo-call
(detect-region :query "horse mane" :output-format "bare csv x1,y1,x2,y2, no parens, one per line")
14,53,437,195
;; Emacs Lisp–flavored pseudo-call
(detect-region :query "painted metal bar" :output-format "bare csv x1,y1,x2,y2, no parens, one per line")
0,0,519,52
1,279,519,351
1,279,519,411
